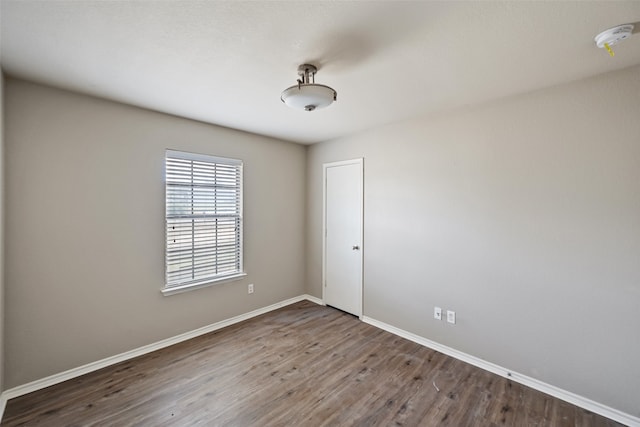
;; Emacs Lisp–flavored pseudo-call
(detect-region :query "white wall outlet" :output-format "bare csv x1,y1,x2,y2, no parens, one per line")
446,310,456,324
434,307,442,320
248,284,254,294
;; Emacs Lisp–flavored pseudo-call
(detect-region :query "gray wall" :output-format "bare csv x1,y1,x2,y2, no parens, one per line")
4,79,306,388
0,71,5,393
306,65,640,416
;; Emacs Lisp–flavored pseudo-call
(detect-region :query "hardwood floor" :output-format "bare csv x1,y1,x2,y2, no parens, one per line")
2,301,623,426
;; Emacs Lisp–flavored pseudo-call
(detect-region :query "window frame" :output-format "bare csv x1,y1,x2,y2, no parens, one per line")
163,149,245,296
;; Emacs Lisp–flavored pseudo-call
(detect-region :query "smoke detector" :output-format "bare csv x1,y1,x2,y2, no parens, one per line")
594,24,634,56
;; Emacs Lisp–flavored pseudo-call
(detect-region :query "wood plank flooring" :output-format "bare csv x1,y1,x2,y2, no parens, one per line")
2,301,624,426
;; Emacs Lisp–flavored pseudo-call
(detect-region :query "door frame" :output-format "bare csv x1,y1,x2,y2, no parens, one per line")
322,158,364,318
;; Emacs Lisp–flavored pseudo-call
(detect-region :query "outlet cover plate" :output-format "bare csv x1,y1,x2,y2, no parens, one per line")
447,310,456,324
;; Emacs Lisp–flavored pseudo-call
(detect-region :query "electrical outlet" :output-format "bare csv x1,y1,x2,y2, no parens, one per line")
248,284,254,294
434,307,442,320
446,310,456,324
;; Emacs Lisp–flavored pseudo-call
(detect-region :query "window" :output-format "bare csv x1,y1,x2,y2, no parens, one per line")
164,150,244,294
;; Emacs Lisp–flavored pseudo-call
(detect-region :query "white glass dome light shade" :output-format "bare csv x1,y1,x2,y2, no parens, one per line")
280,83,337,111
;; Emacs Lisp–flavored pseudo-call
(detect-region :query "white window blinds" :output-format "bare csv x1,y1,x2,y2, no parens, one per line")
165,150,243,289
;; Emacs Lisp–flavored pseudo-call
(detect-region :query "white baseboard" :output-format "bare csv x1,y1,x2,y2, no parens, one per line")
362,316,639,427
0,294,321,416
0,396,6,424
10,297,632,426
304,294,324,306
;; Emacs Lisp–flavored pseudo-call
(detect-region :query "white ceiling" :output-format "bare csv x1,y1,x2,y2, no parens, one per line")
1,1,640,145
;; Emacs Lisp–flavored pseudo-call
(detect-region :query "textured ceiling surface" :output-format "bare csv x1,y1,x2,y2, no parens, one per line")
2,1,640,144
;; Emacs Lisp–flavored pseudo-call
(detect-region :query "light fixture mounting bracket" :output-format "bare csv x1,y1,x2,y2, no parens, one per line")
298,64,317,75
297,64,318,85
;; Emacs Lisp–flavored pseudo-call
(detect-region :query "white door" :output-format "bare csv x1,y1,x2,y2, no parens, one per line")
323,159,363,317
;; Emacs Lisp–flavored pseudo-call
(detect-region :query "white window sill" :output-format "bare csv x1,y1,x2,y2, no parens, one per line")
161,273,247,296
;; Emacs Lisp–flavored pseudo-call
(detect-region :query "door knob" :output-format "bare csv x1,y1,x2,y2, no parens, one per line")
352,245,360,250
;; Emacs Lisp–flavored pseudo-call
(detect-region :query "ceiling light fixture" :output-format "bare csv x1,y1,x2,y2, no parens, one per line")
281,64,337,112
